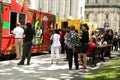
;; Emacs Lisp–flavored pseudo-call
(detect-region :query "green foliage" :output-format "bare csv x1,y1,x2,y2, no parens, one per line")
84,58,120,80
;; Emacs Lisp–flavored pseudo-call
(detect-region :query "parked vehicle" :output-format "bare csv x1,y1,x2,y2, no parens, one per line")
0,0,56,56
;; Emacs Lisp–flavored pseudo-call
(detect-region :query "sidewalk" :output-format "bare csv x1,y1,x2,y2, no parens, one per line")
0,51,119,80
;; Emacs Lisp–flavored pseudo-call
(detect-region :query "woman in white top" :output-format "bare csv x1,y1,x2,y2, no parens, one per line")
50,29,61,64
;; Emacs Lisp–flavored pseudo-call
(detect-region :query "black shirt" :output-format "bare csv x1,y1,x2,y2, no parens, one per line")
81,30,89,43
24,28,34,42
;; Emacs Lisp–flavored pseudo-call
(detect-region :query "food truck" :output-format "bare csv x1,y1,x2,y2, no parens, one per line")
57,18,97,35
0,0,56,56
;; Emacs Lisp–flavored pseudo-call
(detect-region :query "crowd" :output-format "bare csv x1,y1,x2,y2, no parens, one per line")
13,22,120,70
50,24,120,70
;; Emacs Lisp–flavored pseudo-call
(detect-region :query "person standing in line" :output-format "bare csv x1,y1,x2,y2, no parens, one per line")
50,29,61,64
66,26,79,70
13,22,24,60
17,22,34,65
64,26,70,61
80,24,89,69
118,29,120,51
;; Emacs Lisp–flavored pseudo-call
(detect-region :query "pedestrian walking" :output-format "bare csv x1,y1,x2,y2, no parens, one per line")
50,29,61,64
17,22,34,65
64,26,70,61
13,22,24,60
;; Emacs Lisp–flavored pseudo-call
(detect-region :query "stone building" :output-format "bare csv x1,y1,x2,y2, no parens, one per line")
29,0,85,21
85,0,120,32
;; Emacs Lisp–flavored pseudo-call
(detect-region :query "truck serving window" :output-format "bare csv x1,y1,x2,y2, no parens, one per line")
10,12,26,33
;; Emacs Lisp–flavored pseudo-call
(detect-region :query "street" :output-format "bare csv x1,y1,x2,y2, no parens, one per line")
0,51,119,80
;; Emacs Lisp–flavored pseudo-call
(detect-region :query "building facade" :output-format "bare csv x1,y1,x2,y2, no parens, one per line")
85,0,120,31
29,0,85,21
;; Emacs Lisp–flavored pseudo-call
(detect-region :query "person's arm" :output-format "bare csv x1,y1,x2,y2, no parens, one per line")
23,29,26,38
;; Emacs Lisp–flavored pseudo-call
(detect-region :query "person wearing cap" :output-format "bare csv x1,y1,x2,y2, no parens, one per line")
13,22,24,60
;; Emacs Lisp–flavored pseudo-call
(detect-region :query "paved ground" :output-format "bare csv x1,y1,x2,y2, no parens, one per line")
0,51,119,80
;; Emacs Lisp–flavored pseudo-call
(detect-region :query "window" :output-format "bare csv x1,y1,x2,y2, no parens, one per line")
86,14,89,20
106,14,109,19
10,12,26,33
87,0,89,4
107,0,109,3
19,13,26,25
80,7,82,14
95,0,98,4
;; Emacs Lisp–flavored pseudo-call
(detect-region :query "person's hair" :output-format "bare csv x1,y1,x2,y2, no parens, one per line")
91,37,96,43
75,29,78,33
26,22,32,28
105,30,109,33
82,24,89,30
16,22,20,26
55,29,59,34
66,26,70,29
70,26,75,31
96,37,101,41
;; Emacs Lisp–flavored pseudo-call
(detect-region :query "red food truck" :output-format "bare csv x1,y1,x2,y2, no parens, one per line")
0,0,56,56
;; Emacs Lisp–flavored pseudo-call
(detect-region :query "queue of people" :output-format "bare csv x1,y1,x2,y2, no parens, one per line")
50,24,120,70
12,22,120,70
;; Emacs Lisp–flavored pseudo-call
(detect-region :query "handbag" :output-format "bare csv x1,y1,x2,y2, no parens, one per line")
50,35,54,45
50,39,53,45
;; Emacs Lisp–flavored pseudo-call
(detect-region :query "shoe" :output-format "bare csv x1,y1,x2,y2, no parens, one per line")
76,67,79,70
14,58,20,60
27,63,30,65
17,62,24,65
80,66,87,69
69,67,72,70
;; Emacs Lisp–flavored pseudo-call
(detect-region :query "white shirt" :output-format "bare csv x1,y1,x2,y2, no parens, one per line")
50,34,61,47
13,26,24,38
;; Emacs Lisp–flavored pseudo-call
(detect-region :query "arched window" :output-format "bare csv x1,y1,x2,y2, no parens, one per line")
106,14,109,19
86,13,89,20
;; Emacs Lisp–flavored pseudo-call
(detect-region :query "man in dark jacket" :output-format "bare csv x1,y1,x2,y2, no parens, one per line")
17,22,34,65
